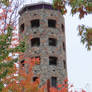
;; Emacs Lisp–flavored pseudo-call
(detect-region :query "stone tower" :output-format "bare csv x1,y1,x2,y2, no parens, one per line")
19,2,67,90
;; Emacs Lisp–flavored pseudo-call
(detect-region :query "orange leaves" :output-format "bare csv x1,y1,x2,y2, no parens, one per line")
12,38,18,41
5,56,12,61
53,0,67,15
24,57,40,67
57,84,62,88
60,87,67,92
2,56,86,92
2,81,22,92
17,58,41,92
31,57,40,65
50,87,58,92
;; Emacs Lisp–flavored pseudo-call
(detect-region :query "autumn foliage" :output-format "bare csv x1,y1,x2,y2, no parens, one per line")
1,57,86,92
0,0,90,92
0,0,25,91
53,0,92,50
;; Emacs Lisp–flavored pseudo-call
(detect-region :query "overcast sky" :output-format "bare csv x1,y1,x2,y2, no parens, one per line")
23,0,92,91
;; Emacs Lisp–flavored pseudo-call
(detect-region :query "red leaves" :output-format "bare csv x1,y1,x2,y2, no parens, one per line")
2,56,86,92
24,57,40,66
57,84,62,88
53,0,67,15
70,84,74,88
8,9,12,13
82,89,86,92
78,8,87,19
50,87,58,92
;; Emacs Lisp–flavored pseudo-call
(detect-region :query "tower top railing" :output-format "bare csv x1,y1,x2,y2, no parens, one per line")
19,2,59,15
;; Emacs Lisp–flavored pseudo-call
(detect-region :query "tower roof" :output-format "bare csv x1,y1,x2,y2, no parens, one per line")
19,2,58,15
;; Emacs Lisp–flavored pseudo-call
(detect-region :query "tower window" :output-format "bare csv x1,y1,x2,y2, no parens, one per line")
20,23,24,33
61,24,64,32
33,77,38,81
51,77,57,87
49,38,57,46
63,60,66,69
31,38,40,47
63,42,65,51
48,19,56,28
31,19,40,28
49,56,57,65
20,60,25,67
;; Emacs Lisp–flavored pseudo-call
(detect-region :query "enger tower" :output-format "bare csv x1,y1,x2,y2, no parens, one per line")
19,2,67,91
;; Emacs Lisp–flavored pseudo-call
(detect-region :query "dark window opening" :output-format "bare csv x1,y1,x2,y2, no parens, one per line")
63,42,65,51
20,24,24,33
51,77,57,87
63,60,66,69
20,60,25,67
31,19,40,28
48,19,56,28
33,77,38,81
49,38,57,46
31,38,40,47
49,56,57,65
34,14,37,16
61,24,64,32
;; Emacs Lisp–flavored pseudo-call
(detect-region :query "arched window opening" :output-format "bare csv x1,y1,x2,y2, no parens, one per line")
51,77,57,87
63,60,66,69
63,42,65,51
61,24,64,32
33,77,38,81
31,19,40,28
49,56,57,66
20,23,24,33
20,60,25,67
31,38,40,47
49,38,57,46
48,19,56,28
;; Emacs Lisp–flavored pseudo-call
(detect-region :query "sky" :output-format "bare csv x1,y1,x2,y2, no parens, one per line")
23,0,92,91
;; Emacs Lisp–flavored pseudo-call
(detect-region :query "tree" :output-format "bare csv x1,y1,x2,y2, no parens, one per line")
0,0,89,92
2,58,82,92
0,0,25,91
2,58,40,92
53,0,92,50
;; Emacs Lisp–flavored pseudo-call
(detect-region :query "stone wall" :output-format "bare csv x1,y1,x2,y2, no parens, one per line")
19,6,67,88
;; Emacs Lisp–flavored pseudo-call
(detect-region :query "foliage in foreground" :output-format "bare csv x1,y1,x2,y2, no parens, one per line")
2,58,86,92
0,0,91,92
0,0,25,91
53,0,92,50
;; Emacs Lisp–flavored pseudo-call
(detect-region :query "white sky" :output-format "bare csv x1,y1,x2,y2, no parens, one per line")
23,0,92,91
